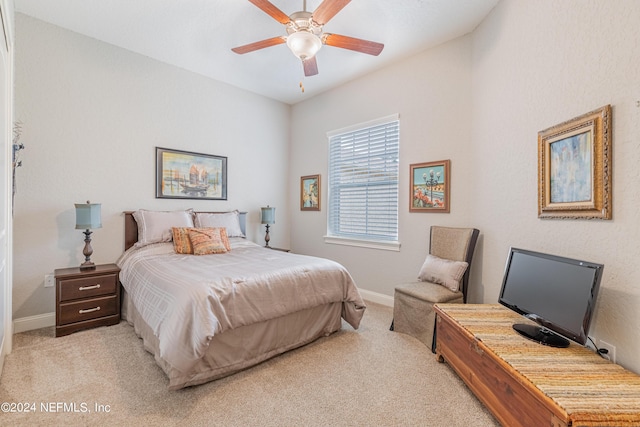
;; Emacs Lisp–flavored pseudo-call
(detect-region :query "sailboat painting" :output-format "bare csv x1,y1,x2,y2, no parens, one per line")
156,147,227,200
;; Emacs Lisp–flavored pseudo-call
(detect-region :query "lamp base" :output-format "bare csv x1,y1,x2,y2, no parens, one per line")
264,224,271,248
80,261,96,270
80,229,96,269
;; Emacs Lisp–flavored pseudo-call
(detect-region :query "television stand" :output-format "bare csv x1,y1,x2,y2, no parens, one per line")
434,304,640,427
512,323,569,348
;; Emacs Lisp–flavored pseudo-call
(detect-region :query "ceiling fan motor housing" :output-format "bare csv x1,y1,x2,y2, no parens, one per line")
286,11,322,35
286,11,323,59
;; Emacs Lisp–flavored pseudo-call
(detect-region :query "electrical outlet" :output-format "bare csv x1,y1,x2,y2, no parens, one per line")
44,273,55,288
598,340,616,363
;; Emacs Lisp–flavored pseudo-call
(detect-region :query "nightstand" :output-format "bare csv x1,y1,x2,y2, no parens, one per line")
55,263,121,337
267,246,290,252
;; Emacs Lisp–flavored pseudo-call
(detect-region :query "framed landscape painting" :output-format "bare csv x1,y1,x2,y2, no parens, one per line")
300,175,320,211
156,147,227,200
538,105,611,219
410,160,450,213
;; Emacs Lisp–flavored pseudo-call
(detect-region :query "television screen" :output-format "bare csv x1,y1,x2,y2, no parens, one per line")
498,247,604,347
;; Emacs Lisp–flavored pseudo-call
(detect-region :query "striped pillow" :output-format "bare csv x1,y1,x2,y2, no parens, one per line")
172,227,194,254
172,227,231,254
188,228,228,255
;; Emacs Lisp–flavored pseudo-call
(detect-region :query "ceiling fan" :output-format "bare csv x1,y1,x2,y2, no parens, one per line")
231,0,384,77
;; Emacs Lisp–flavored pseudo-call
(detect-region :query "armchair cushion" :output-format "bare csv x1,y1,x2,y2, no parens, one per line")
418,254,468,292
395,281,463,304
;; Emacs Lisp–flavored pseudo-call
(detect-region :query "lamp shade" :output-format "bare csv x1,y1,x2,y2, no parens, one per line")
286,31,322,60
261,206,276,225
75,202,102,230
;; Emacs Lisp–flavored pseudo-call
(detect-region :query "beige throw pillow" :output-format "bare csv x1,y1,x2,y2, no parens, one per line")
133,209,194,248
418,254,468,292
194,211,244,237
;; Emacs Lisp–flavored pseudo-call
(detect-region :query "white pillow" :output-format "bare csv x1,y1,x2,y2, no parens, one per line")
133,209,194,248
194,211,244,237
418,254,469,292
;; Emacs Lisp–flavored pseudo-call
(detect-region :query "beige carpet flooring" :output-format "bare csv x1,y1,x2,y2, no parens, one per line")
0,302,499,426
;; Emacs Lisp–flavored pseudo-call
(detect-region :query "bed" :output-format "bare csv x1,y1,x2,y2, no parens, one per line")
118,209,366,390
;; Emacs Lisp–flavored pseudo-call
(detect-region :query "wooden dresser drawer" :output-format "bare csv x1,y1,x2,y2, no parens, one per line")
58,273,117,302
55,263,121,337
58,294,118,325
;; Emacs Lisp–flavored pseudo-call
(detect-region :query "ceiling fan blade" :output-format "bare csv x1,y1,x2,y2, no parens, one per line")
323,33,384,56
231,36,286,54
303,56,319,76
312,0,351,25
248,0,291,25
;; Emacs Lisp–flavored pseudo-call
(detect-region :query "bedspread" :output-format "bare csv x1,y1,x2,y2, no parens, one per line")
117,239,366,373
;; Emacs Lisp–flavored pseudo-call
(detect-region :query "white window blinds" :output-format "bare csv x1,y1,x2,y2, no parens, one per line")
327,115,399,243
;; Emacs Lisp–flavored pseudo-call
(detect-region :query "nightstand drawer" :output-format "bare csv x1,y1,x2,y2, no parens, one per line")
59,273,117,302
58,295,118,325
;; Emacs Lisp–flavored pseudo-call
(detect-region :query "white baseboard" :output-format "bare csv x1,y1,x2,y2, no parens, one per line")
13,312,55,334
359,288,394,307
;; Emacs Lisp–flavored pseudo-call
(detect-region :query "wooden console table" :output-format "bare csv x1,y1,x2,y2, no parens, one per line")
434,304,640,427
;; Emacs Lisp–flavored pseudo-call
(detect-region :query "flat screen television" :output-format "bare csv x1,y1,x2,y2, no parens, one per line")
498,247,604,348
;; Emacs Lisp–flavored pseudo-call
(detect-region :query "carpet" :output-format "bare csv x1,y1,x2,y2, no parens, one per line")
0,302,498,426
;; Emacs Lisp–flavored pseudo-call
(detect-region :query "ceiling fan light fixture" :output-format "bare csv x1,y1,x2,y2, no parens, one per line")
286,31,322,60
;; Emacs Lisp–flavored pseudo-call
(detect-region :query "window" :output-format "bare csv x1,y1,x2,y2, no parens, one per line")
325,114,399,251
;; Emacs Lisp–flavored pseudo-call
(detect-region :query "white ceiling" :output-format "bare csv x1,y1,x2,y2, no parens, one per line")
14,0,499,105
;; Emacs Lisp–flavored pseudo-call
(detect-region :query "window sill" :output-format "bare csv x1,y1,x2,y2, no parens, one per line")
323,235,401,252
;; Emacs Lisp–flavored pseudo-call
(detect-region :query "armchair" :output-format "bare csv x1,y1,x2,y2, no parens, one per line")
390,226,479,351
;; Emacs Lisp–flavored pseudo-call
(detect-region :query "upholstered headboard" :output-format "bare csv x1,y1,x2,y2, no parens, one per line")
123,211,248,251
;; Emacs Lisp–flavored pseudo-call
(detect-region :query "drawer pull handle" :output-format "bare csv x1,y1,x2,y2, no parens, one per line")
79,306,100,314
78,284,100,291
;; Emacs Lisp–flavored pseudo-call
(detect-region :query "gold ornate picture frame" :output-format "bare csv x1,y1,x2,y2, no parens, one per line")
538,105,612,219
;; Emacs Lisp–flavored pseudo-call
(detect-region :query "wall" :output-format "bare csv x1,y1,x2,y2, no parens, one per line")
470,0,640,373
290,35,476,300
290,1,640,374
12,14,291,321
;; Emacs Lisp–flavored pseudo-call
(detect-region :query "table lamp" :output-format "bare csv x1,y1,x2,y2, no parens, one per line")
75,201,102,269
260,206,275,248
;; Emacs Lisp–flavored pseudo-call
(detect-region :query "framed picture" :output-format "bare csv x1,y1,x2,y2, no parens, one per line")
300,174,320,211
410,160,450,213
538,105,612,219
156,147,227,200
